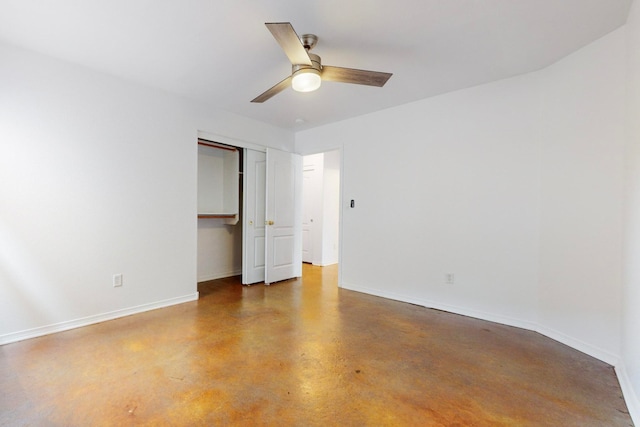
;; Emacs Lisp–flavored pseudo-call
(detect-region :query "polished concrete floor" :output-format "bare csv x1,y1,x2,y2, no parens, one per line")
0,264,633,426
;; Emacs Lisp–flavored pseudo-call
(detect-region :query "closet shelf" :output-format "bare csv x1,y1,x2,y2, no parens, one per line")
198,213,237,219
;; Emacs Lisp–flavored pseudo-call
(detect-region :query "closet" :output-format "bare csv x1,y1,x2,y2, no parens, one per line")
197,139,242,282
196,137,302,285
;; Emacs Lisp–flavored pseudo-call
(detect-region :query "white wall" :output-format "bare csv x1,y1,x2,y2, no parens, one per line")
622,0,640,420
537,29,626,362
0,41,293,343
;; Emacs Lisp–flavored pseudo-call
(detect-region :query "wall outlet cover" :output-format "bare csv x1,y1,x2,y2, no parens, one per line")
113,274,123,287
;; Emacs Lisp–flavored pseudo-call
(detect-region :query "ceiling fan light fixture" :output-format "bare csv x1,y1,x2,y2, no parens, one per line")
292,68,321,92
251,23,391,103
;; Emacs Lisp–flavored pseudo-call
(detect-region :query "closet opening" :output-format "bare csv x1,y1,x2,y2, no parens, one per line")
197,135,303,287
197,139,244,283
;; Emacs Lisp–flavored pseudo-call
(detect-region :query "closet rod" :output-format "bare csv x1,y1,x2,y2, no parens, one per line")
197,140,238,152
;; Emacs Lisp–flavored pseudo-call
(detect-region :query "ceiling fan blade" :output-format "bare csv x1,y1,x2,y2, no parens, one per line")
251,75,292,103
322,66,392,87
265,22,312,66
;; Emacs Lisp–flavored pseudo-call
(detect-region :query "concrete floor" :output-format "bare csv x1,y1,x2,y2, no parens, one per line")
0,264,633,426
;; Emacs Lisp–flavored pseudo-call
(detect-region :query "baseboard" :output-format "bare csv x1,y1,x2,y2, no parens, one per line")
616,363,640,424
340,282,618,365
340,282,537,331
534,325,619,366
312,261,338,267
0,292,199,346
197,269,242,283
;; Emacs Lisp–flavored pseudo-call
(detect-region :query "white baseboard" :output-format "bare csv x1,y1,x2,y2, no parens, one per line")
341,282,536,331
534,324,619,366
312,261,339,267
0,292,199,346
616,363,640,424
197,269,242,283
341,282,619,364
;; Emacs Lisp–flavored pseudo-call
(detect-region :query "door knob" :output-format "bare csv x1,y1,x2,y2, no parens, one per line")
266,220,274,225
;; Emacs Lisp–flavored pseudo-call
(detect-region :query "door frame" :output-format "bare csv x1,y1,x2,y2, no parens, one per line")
299,147,343,286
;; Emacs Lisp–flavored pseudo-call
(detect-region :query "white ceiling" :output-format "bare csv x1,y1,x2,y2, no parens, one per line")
0,0,633,131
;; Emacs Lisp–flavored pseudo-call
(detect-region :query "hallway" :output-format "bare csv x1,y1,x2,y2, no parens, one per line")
0,264,632,426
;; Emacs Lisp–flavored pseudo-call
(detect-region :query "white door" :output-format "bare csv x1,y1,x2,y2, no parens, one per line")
265,148,302,284
302,166,314,263
242,149,267,284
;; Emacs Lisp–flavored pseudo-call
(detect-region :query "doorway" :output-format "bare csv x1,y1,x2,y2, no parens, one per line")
302,149,341,267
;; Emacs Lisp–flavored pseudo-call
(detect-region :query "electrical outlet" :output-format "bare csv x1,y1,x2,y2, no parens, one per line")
445,273,454,285
113,274,123,287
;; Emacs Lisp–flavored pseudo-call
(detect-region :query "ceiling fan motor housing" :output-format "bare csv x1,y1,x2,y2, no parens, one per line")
292,52,322,74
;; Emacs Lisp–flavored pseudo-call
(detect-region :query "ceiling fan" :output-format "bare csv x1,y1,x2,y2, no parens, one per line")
251,22,393,103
